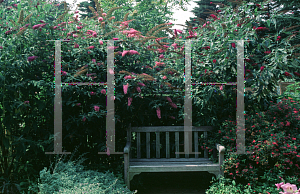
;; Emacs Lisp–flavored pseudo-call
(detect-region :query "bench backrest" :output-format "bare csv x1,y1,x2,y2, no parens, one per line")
127,123,213,160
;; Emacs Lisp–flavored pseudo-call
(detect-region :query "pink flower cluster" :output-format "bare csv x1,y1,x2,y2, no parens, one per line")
122,50,140,57
276,36,281,41
254,26,270,31
122,28,145,39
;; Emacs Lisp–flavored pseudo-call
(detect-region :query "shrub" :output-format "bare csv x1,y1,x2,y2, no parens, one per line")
206,176,254,194
202,96,300,193
29,150,137,194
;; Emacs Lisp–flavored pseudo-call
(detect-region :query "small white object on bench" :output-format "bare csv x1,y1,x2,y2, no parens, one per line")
123,123,225,190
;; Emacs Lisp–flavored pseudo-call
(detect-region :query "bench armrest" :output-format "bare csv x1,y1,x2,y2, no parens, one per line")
216,143,225,176
216,143,225,153
124,141,131,154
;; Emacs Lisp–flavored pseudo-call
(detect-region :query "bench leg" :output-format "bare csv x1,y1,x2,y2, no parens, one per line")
124,171,141,190
209,171,221,179
127,172,141,190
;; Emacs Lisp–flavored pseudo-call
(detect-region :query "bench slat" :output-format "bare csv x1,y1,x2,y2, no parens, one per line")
131,126,213,132
129,163,220,173
146,132,150,159
175,132,179,158
137,132,141,159
166,132,170,158
156,132,160,158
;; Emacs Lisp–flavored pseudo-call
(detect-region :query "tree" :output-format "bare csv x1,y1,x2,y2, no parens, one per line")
77,0,97,20
189,0,227,22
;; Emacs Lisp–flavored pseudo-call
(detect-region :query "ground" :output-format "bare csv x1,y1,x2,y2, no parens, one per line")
130,171,215,194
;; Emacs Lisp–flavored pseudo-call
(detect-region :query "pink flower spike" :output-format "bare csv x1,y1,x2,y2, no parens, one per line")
219,85,223,90
92,59,96,63
129,50,140,55
162,76,167,80
99,40,103,45
122,50,129,57
128,97,133,106
138,82,145,87
170,102,177,109
123,83,129,94
166,97,172,103
113,38,119,40
101,89,106,94
136,87,141,93
94,105,100,112
159,54,164,59
260,66,265,71
231,43,236,48
124,75,135,80
156,107,161,119
28,56,39,62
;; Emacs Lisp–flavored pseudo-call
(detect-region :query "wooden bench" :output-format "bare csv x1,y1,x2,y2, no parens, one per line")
123,124,225,190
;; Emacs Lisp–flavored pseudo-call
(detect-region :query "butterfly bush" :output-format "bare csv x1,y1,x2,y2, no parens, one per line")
1,1,300,193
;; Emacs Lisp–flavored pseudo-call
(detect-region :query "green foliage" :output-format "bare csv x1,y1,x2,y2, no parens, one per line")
279,82,300,101
206,176,254,194
202,97,300,193
28,149,137,194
